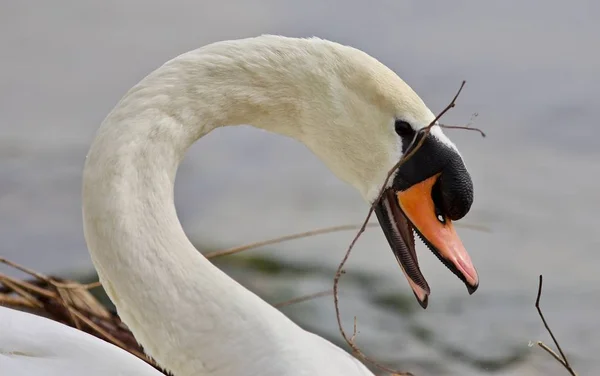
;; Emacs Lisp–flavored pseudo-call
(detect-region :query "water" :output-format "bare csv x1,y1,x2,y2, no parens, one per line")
1,1,599,374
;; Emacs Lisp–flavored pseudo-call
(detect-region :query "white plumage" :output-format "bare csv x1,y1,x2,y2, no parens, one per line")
1,35,453,376
0,307,163,376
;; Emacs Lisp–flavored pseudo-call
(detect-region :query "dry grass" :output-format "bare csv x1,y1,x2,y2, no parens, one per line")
0,257,167,373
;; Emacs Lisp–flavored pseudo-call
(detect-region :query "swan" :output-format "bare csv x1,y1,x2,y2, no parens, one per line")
0,35,479,376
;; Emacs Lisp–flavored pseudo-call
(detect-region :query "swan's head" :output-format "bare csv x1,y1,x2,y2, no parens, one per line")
289,39,478,308
168,36,477,308
372,120,478,309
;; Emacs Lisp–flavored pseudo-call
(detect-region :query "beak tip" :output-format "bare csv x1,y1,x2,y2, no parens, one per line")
414,292,429,309
466,282,479,295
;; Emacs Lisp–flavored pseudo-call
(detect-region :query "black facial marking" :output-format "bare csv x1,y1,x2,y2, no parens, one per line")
394,131,474,221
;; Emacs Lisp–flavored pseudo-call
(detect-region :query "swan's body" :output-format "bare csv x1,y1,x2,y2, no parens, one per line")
0,35,478,376
0,307,164,376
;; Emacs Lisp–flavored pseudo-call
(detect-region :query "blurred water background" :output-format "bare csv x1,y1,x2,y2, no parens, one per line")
1,1,599,375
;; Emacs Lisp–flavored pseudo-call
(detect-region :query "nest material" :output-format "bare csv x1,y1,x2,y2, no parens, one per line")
0,258,170,375
0,256,332,376
0,227,350,375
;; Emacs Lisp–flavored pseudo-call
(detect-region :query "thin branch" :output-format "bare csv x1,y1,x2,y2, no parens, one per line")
0,294,36,309
57,287,83,330
0,277,43,309
0,257,52,281
273,290,333,308
437,124,486,138
536,342,567,368
439,111,483,137
205,223,379,259
54,280,103,290
535,275,578,376
350,316,358,343
0,257,101,291
0,273,56,299
332,80,485,375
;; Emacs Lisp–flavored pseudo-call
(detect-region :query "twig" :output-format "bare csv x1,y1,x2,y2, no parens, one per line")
534,275,578,376
0,258,94,330
0,277,43,309
273,290,333,308
0,273,56,299
54,280,103,290
332,80,485,375
439,111,483,137
205,224,378,259
0,257,52,281
437,124,486,138
0,294,36,309
350,316,358,343
0,257,101,291
57,287,83,330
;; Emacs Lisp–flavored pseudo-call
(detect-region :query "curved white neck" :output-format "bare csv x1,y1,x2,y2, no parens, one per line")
82,38,378,376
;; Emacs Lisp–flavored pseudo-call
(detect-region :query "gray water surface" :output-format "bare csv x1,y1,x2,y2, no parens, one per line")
1,1,599,375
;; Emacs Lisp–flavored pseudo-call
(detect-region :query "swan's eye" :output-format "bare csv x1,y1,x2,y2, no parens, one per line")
394,120,414,137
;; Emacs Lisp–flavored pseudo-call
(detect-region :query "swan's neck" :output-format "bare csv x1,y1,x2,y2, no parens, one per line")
82,46,323,375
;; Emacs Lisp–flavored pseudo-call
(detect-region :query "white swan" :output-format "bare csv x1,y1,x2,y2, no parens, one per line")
0,35,479,376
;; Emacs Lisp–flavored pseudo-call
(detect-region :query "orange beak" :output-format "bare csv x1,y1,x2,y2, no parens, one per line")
375,174,478,308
